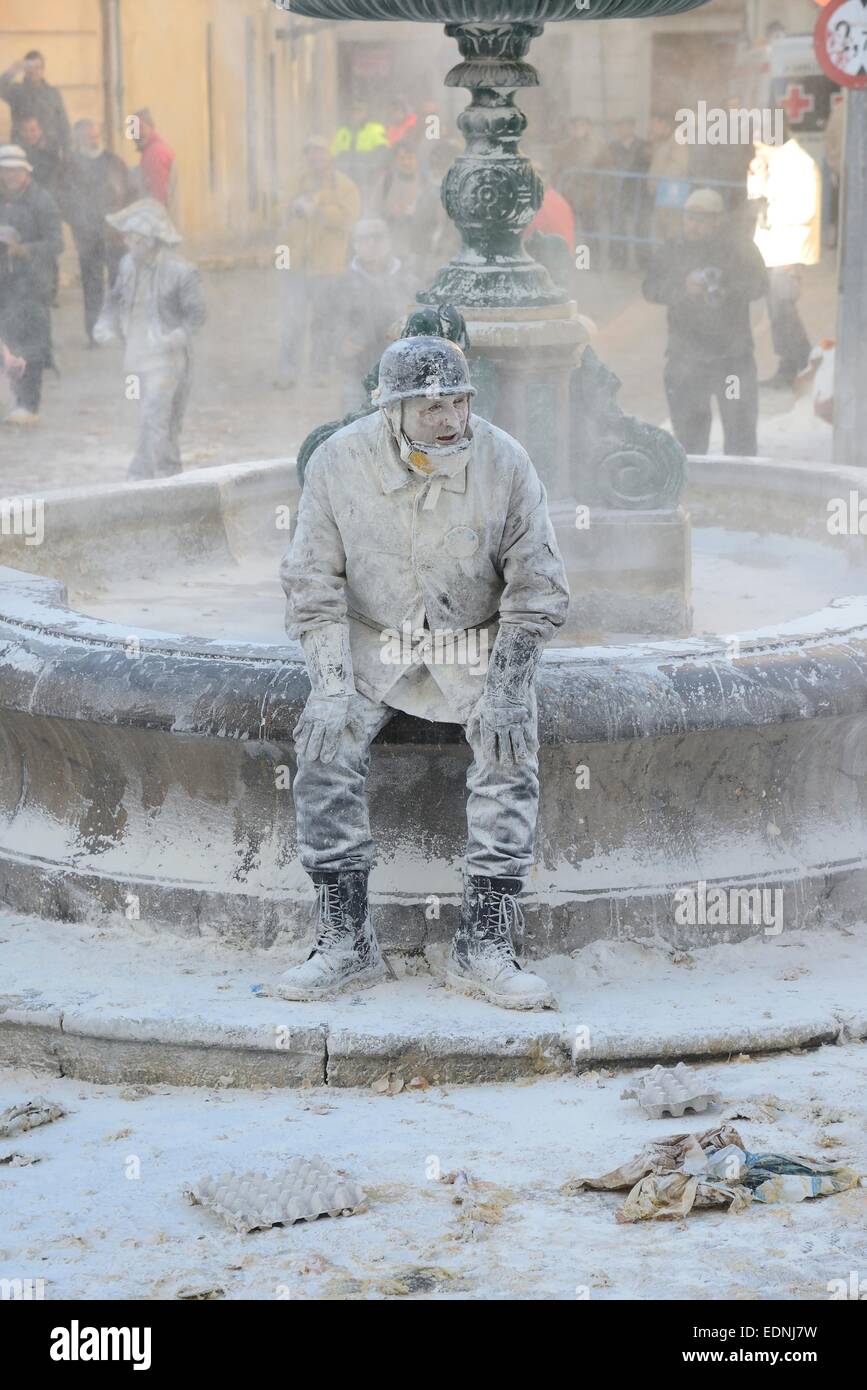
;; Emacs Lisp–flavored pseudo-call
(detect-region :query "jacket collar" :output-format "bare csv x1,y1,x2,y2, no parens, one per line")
374,411,470,496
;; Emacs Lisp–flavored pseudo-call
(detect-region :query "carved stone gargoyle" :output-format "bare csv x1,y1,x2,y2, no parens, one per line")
570,346,687,511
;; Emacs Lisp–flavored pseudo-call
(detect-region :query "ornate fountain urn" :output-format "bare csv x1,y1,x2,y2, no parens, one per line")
275,0,712,308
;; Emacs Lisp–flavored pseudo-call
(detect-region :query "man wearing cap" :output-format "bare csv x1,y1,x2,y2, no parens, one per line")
59,119,131,346
642,187,767,457
0,144,63,426
93,198,206,478
278,335,570,1010
0,52,70,162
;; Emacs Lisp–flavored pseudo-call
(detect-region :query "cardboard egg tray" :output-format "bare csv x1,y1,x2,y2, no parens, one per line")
186,1156,365,1233
620,1062,721,1119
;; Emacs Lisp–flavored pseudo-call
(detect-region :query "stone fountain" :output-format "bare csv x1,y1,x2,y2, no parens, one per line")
3,0,867,1086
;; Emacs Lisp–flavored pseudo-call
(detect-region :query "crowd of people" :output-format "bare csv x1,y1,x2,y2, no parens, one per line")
275,97,457,404
292,97,825,457
0,50,828,469
544,104,801,272
0,50,201,482
536,107,823,457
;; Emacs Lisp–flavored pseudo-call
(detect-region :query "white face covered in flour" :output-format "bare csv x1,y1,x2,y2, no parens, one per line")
402,393,470,448
124,231,159,264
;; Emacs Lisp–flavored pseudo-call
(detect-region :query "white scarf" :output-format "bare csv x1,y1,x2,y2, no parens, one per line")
382,400,473,471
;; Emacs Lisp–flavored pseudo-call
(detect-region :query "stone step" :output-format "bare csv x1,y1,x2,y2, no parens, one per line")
1,915,864,1090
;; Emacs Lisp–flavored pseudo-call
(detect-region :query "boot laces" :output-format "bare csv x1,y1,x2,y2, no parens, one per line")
474,889,525,964
311,880,348,954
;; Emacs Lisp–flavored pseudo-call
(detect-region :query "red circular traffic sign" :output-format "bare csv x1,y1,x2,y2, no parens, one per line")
815,0,867,87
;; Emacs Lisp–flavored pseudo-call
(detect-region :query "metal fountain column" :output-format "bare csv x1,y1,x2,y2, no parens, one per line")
419,20,560,308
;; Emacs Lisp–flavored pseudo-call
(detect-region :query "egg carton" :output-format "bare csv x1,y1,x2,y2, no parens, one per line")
620,1063,721,1120
186,1157,365,1233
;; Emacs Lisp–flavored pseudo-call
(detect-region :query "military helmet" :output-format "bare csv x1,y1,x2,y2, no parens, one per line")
105,198,182,245
373,334,475,407
401,304,470,351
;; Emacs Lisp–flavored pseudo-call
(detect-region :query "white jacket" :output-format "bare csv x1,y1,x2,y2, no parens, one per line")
281,410,570,723
749,139,821,269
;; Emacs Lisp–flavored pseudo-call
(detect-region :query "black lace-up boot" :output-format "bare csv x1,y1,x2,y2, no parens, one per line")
446,874,556,1010
275,868,385,1001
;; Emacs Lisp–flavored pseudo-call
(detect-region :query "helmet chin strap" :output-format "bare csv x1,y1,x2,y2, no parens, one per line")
382,399,472,475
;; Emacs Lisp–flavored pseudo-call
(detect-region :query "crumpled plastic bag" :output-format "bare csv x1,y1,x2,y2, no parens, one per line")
740,1153,860,1204
620,1171,752,1223
566,1123,861,1222
0,1098,66,1139
564,1124,744,1194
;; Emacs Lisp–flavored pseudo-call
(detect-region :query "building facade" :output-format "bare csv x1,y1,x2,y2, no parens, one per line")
1,0,827,253
1,0,339,251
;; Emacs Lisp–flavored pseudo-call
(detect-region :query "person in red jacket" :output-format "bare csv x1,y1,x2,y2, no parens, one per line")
385,99,417,147
525,177,576,254
133,109,176,209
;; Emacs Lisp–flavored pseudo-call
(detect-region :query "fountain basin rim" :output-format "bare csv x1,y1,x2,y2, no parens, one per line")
3,563,867,667
274,0,715,24
1,448,851,518
4,566,867,745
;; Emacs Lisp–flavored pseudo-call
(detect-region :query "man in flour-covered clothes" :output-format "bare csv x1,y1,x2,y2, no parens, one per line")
278,334,570,1011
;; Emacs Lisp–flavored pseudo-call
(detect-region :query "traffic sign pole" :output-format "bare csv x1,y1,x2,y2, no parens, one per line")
814,0,867,466
834,86,867,467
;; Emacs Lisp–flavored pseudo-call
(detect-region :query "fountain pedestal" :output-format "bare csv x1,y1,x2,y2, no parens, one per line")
462,315,691,637
462,303,585,496
414,13,693,635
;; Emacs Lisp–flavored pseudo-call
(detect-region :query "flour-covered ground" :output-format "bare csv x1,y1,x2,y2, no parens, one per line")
2,912,865,1300
1,994,865,1298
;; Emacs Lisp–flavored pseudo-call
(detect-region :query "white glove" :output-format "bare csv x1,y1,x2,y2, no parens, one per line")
469,624,544,765
293,693,352,764
469,694,536,765
295,622,356,763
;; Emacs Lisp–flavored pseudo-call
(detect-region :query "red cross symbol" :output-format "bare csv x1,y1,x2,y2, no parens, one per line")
781,83,816,121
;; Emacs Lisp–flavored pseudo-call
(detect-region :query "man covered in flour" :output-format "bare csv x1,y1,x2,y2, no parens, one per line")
279,335,570,1010
93,199,206,479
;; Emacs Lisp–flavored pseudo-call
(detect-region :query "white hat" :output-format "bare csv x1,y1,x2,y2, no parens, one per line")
684,188,725,215
105,197,182,244
0,145,34,173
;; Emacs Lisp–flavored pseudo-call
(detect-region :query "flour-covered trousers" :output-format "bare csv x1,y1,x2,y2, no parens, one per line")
128,357,192,481
293,687,540,882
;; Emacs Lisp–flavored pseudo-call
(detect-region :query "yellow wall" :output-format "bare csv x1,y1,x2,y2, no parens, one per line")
112,0,337,247
1,0,338,251
0,0,103,139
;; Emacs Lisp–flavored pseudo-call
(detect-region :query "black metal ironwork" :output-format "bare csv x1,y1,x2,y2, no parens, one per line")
275,2,711,22
273,0,714,307
420,20,558,307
